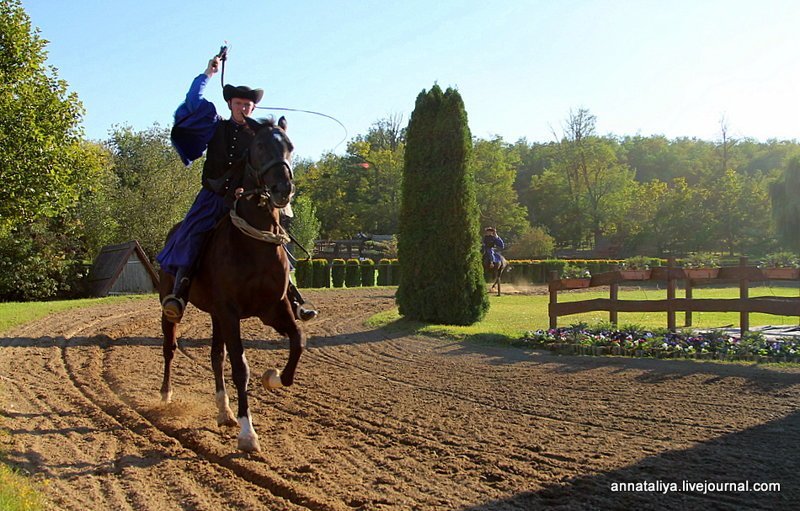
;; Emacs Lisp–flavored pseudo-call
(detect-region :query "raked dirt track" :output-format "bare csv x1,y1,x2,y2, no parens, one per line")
1,287,799,510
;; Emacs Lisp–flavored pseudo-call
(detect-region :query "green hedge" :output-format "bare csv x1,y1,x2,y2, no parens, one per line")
360,259,376,286
331,259,346,288
300,258,653,288
377,258,393,286
312,258,331,288
295,259,313,288
345,259,362,287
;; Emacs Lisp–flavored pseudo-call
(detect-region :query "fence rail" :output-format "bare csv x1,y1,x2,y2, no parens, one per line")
548,258,800,336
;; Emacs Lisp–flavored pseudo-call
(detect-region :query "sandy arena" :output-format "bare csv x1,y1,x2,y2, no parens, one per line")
1,287,798,510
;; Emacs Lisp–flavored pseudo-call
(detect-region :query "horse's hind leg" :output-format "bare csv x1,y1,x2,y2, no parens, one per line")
211,317,237,427
218,315,260,452
160,316,178,402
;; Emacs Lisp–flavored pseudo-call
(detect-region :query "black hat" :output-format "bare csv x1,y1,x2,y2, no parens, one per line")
223,84,264,104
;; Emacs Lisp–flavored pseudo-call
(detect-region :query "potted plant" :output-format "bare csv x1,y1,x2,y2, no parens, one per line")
619,256,652,280
759,252,800,280
680,252,720,279
559,264,592,288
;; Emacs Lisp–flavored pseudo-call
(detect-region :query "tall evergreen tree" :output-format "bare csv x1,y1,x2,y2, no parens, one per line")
396,85,488,325
770,155,800,252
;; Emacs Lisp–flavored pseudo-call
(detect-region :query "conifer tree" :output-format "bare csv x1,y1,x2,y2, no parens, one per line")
396,85,488,325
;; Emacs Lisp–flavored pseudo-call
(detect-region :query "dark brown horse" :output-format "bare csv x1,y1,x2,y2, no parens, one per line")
484,254,510,296
158,117,303,452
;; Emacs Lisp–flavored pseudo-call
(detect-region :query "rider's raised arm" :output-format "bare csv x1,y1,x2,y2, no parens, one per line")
170,57,222,166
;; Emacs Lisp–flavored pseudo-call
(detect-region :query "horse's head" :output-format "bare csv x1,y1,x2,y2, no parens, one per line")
244,116,294,210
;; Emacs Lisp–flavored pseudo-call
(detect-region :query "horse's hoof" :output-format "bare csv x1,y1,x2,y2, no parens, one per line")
161,390,172,403
218,411,238,427
261,369,283,390
237,432,261,452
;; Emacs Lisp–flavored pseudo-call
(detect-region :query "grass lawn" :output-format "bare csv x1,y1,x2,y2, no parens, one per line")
368,285,800,343
0,294,154,334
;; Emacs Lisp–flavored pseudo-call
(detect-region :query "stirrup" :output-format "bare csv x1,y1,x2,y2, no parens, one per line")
161,294,186,323
293,301,318,322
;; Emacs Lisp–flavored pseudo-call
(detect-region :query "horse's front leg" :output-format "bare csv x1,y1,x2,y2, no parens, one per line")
220,314,260,452
261,299,306,390
211,316,237,427
160,315,178,402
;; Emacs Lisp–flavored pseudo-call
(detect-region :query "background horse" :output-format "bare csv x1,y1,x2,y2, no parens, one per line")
483,253,510,296
158,117,303,452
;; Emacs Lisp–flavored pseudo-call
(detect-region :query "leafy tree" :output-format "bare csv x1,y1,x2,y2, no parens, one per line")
612,179,668,255
104,124,201,260
0,0,109,299
770,155,800,252
397,85,488,325
650,178,714,255
295,153,364,239
348,137,404,234
503,225,555,259
535,109,636,248
510,139,558,217
296,118,405,239
351,113,406,151
529,168,583,246
471,137,529,239
707,169,773,255
287,194,321,260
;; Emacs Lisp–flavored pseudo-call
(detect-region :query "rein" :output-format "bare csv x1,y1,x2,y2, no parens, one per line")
230,198,290,245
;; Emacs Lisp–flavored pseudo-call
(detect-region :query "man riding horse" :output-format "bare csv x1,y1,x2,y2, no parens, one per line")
481,227,505,269
157,52,317,323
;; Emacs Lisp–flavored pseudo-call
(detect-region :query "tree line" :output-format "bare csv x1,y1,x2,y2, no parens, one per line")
1,0,798,300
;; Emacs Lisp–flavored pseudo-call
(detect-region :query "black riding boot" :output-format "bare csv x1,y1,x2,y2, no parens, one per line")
287,282,318,321
162,267,191,323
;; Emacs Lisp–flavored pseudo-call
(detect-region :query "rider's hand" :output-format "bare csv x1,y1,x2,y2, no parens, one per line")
205,56,221,77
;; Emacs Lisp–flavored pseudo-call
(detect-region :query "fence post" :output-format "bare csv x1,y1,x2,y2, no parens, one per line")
549,270,559,330
667,257,676,331
609,264,618,326
685,279,693,327
740,256,749,336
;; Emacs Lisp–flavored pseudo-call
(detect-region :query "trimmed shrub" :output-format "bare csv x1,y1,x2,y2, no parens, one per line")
345,259,361,287
295,258,313,288
312,258,330,288
396,85,488,325
331,259,346,288
360,259,376,286
377,258,392,286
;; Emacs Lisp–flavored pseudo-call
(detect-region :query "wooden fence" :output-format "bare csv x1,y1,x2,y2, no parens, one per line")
548,258,800,336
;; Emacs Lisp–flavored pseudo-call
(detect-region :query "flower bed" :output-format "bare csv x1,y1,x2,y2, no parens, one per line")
519,324,800,363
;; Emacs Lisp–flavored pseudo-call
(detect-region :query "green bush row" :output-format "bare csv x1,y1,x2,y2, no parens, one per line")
491,259,668,284
295,258,399,288
298,258,674,288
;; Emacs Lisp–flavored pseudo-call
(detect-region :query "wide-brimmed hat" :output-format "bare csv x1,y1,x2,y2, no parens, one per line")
223,84,264,104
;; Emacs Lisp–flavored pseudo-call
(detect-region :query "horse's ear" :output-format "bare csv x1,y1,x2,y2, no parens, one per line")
278,116,287,131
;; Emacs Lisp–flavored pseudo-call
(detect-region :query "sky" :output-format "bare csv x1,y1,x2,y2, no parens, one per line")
20,0,800,161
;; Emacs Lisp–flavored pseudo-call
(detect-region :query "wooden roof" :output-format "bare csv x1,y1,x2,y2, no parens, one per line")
86,240,159,297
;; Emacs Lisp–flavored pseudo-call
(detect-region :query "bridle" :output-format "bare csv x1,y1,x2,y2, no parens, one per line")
237,152,295,210
229,139,295,245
